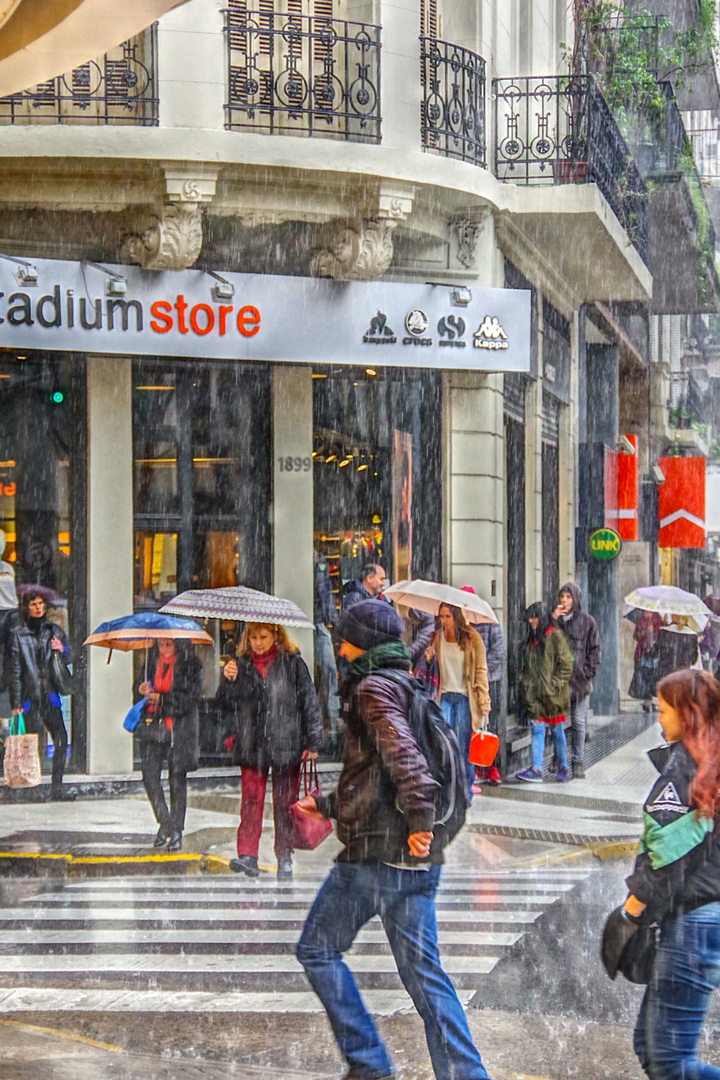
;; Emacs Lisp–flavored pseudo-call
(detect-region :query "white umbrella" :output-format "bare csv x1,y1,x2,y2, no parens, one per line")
624,585,712,619
160,585,313,629
383,579,498,625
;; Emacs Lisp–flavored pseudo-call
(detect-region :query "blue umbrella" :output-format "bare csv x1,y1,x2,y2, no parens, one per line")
84,612,212,650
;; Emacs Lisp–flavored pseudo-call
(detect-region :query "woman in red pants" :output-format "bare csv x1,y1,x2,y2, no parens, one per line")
218,622,323,880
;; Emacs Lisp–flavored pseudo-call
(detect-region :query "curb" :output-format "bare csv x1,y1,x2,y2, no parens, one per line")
467,822,640,846
0,851,236,877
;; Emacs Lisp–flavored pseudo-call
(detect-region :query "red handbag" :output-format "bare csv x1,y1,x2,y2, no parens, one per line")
468,728,499,767
289,759,333,850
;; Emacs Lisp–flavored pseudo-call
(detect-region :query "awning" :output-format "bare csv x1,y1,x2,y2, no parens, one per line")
0,0,189,99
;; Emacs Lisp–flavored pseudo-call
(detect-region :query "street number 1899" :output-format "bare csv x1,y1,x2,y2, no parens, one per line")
278,456,312,473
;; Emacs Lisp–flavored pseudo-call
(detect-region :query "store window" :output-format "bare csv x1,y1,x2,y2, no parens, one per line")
0,351,85,769
132,359,271,610
313,367,441,612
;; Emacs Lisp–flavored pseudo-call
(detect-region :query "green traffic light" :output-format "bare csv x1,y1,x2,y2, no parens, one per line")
51,391,64,404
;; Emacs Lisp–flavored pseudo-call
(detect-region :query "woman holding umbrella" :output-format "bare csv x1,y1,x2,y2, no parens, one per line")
135,638,203,852
217,621,323,880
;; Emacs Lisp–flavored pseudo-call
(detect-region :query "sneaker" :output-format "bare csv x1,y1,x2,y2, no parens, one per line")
517,766,543,783
572,760,586,779
555,766,570,783
230,855,260,878
471,784,483,796
486,766,502,785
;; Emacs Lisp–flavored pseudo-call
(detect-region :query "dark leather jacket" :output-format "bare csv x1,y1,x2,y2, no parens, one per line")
134,649,203,772
9,617,71,710
316,659,440,864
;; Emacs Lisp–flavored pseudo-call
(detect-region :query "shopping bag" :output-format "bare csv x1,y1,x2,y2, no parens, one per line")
123,697,147,733
468,728,499,767
3,713,41,788
289,759,333,850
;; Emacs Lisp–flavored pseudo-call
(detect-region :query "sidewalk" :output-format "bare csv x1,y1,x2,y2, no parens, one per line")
471,723,659,845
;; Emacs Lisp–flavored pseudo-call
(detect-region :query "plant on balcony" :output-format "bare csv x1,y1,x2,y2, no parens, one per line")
679,145,715,300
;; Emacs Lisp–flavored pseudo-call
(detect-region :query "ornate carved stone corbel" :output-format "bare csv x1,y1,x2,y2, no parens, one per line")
451,206,492,270
312,183,415,281
120,164,219,271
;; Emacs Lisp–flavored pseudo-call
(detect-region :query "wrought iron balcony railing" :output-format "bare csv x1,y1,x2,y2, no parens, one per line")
225,7,381,142
689,126,720,178
0,27,158,126
494,75,649,263
420,37,486,167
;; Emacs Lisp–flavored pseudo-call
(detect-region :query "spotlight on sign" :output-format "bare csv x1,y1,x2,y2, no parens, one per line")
208,272,235,302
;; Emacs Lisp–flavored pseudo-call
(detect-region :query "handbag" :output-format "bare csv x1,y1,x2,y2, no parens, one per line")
289,759,333,850
51,651,76,696
469,725,499,767
601,905,658,985
123,697,147,733
3,713,41,788
629,653,658,700
134,713,171,745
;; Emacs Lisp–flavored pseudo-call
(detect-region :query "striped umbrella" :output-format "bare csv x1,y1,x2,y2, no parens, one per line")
160,586,313,629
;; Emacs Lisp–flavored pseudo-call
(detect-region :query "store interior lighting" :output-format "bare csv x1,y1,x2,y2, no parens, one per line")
366,368,377,376
325,453,337,464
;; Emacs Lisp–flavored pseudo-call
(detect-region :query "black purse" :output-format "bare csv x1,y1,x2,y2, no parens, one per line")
134,715,171,746
602,905,658,985
51,651,76,696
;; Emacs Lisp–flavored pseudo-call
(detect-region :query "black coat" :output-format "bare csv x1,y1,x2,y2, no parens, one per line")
556,582,601,700
216,650,323,770
9,617,71,711
134,651,202,773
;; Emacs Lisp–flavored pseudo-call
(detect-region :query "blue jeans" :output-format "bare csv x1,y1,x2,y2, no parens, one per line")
634,903,720,1079
297,862,490,1080
440,692,475,800
569,695,589,764
314,623,340,734
530,720,567,771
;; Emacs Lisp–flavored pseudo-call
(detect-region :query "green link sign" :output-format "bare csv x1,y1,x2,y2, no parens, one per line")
589,527,622,561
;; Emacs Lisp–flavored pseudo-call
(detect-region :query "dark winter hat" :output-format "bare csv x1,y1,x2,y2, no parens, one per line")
338,599,403,652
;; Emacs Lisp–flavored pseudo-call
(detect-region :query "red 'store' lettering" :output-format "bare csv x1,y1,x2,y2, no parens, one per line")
149,298,261,338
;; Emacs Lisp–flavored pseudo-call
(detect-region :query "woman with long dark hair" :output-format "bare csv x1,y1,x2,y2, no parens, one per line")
9,589,72,799
419,602,490,801
516,601,574,783
217,622,323,881
136,638,202,852
622,670,720,1080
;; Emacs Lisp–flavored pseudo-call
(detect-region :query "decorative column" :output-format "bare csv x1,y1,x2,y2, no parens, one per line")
86,357,134,775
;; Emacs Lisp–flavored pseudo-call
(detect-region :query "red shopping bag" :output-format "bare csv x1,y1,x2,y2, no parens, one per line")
3,713,41,788
289,759,333,851
468,729,499,767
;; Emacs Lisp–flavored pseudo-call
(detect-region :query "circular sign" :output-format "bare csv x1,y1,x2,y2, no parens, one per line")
589,527,622,561
405,309,428,337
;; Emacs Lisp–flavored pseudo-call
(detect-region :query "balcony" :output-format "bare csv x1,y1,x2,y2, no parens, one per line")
494,75,648,263
224,7,381,143
0,27,158,126
420,37,486,167
630,85,720,313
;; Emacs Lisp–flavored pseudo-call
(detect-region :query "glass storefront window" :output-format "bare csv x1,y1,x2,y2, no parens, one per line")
0,350,83,768
313,367,441,614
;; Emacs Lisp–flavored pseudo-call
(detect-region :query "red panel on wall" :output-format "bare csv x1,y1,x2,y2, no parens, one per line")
658,457,706,548
606,434,639,540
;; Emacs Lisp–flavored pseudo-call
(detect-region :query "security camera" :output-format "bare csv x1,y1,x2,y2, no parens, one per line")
652,464,666,484
617,435,636,455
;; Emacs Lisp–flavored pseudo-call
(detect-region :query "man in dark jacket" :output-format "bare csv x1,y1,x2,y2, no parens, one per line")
295,600,491,1080
554,582,601,779
342,562,387,611
314,552,340,738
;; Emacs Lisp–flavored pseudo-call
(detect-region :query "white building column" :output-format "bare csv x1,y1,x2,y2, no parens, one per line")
272,365,314,661
525,296,544,605
86,356,134,775
376,0,422,152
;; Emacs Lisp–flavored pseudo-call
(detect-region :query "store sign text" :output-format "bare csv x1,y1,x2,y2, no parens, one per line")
0,259,531,373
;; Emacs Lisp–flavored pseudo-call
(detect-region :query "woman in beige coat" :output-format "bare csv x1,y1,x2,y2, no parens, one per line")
423,603,490,801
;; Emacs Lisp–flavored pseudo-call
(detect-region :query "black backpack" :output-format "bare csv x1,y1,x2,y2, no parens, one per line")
380,670,469,850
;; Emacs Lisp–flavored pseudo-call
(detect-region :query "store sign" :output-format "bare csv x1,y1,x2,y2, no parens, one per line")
0,258,531,372
589,527,622,561
658,456,706,548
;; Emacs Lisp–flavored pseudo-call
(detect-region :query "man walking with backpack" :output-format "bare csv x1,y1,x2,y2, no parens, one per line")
294,599,491,1080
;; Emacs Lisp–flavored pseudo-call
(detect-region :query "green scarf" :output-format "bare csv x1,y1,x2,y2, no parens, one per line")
349,641,411,680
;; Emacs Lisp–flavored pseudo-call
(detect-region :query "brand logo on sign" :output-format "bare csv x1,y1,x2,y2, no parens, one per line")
438,315,467,348
403,308,432,347
589,527,622,561
362,310,397,345
474,316,509,350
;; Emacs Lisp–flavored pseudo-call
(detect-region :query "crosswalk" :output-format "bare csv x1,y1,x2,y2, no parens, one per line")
0,865,594,1015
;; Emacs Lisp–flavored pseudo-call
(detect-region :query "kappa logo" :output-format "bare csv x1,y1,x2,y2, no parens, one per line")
647,782,689,815
474,315,509,350
363,310,397,345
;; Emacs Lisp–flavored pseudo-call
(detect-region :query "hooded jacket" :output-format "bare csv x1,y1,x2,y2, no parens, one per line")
556,582,602,700
315,652,441,864
626,741,720,924
520,626,574,720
